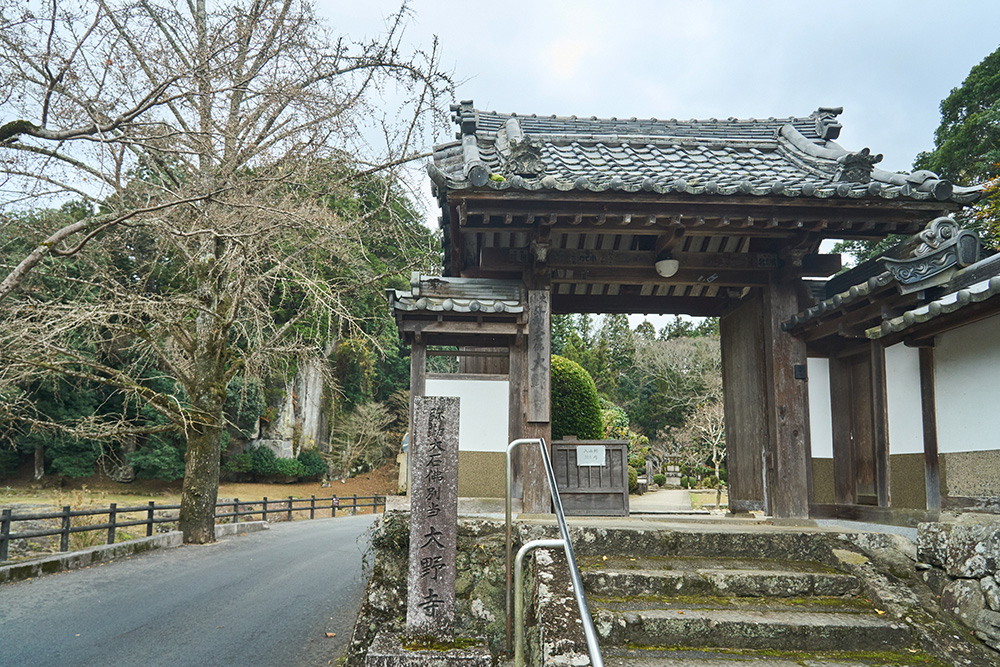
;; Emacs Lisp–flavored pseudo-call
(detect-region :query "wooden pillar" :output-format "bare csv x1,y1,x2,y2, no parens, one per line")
828,356,856,505
522,289,552,514
508,336,526,499
919,347,941,511
870,343,890,508
720,296,768,513
762,277,811,519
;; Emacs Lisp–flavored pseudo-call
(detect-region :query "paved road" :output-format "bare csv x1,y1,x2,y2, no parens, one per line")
0,514,378,667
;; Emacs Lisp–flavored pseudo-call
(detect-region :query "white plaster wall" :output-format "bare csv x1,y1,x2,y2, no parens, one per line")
425,376,509,452
935,315,1000,453
884,344,924,455
808,358,833,459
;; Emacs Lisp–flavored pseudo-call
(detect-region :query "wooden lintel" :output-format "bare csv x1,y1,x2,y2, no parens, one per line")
552,266,770,287
482,247,791,272
552,294,728,317
401,321,521,336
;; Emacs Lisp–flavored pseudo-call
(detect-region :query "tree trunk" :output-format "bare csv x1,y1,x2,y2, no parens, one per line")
179,413,223,543
33,444,44,480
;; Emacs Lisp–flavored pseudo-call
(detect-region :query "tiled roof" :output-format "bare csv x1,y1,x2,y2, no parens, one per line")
387,273,524,315
430,101,981,205
871,274,1000,339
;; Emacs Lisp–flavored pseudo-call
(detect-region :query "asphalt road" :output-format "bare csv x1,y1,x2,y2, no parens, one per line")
0,514,378,667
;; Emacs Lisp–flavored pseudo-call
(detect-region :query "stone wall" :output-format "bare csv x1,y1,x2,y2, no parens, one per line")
917,519,1000,653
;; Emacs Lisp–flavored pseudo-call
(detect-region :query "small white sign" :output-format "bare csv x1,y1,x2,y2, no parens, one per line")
576,445,606,467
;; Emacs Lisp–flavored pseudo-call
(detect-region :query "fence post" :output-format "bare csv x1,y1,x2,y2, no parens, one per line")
262,497,268,522
60,505,71,552
332,496,337,518
352,494,357,516
107,503,117,545
1,508,11,561
287,496,293,522
146,501,155,537
310,495,316,520
234,498,240,525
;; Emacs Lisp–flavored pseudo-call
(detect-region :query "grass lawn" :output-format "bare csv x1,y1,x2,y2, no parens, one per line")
689,489,729,510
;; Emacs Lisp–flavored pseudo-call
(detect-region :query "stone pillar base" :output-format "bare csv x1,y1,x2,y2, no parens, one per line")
364,631,492,667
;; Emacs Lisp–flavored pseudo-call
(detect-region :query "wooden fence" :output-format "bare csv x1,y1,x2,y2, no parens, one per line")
0,494,385,562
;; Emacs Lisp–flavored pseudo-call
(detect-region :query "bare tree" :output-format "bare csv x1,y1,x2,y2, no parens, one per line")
326,401,393,481
634,335,722,413
0,0,451,542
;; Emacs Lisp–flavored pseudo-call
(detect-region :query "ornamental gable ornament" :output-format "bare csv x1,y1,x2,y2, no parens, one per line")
836,147,883,184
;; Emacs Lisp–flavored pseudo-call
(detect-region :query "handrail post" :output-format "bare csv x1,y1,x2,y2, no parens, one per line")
287,496,293,522
310,495,316,519
107,503,117,545
234,498,240,525
505,437,604,667
147,501,155,536
514,539,566,667
505,438,541,656
1,508,11,561
60,505,71,552
263,497,268,522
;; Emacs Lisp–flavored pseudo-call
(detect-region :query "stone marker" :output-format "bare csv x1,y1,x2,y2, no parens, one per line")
406,396,460,640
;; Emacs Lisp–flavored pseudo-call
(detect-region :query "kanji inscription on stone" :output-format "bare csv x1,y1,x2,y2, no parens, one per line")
405,396,459,639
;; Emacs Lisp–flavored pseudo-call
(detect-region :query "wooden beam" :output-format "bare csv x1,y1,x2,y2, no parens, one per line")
400,321,522,336
551,266,769,287
552,294,728,317
919,347,941,512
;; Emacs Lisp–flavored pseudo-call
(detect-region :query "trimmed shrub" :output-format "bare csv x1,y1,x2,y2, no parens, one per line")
297,448,327,480
628,465,638,493
551,355,602,440
275,457,305,478
653,473,666,486
223,451,253,475
680,476,690,489
248,445,279,477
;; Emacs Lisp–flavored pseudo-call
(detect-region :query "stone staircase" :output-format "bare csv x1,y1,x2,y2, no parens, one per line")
519,522,995,666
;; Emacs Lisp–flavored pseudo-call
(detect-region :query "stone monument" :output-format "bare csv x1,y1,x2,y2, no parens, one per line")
365,396,491,667
406,396,460,638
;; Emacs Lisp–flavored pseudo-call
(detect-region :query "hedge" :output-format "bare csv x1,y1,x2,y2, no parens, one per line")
551,355,602,440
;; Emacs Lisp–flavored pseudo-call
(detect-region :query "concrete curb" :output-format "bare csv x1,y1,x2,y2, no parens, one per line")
215,520,269,538
0,531,183,585
0,520,270,585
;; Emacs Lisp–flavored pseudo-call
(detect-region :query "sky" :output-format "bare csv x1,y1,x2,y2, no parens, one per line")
326,0,1000,328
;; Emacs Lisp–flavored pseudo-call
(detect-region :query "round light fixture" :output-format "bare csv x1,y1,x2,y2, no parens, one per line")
654,253,680,278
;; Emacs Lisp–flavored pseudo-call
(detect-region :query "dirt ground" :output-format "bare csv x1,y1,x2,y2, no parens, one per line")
1,461,399,508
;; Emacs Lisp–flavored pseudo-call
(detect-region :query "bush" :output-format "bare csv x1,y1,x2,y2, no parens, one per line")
274,457,305,478
223,451,253,475
719,467,728,483
653,473,666,486
297,448,327,480
628,465,638,493
248,446,279,477
703,475,720,489
628,454,645,471
680,476,690,489
129,439,186,481
551,355,602,440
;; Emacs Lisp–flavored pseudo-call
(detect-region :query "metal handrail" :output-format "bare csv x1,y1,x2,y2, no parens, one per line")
506,438,604,667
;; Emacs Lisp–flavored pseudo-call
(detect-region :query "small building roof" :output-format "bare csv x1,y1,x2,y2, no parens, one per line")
387,272,524,315
783,218,1000,347
430,101,981,206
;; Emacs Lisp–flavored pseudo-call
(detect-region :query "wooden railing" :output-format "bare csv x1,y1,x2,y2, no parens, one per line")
0,494,385,562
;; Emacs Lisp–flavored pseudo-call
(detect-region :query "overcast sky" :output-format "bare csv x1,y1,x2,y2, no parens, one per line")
329,1,1000,327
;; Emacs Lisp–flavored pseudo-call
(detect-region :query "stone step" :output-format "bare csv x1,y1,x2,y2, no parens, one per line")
602,647,945,666
583,566,859,599
593,595,873,614
593,607,915,652
580,555,860,599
